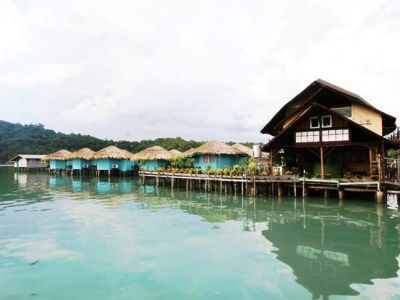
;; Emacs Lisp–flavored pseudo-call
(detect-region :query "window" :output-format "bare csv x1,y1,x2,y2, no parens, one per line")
322,129,349,142
202,155,216,164
296,131,320,143
310,117,320,129
321,115,332,128
331,106,352,118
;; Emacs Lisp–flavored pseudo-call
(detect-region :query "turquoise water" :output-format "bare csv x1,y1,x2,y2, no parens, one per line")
0,168,399,299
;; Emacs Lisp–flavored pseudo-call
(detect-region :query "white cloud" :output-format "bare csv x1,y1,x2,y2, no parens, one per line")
0,0,399,141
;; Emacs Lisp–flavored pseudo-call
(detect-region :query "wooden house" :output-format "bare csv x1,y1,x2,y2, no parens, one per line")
184,141,249,170
261,79,398,178
131,146,172,170
42,150,71,171
9,154,47,170
91,146,133,175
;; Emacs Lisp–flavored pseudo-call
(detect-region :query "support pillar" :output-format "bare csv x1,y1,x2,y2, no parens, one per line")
277,183,283,198
376,191,385,204
338,189,345,201
320,145,324,179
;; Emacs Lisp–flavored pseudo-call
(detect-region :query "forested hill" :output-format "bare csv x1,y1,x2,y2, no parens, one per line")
0,120,256,163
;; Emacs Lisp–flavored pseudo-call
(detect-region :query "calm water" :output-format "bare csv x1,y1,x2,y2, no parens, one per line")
0,168,399,300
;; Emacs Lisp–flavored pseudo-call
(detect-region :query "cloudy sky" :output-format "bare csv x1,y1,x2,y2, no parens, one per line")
0,0,399,142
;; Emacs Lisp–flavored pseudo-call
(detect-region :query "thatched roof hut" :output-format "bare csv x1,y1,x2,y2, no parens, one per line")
131,146,172,161
182,148,196,157
231,143,253,157
42,149,71,161
183,141,244,157
169,149,182,157
66,148,95,160
91,146,132,160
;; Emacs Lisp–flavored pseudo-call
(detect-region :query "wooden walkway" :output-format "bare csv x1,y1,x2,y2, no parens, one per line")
139,171,400,203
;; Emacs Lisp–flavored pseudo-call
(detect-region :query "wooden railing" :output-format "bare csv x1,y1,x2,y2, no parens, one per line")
385,127,400,143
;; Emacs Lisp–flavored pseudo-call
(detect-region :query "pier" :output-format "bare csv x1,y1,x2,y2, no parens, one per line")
138,171,400,203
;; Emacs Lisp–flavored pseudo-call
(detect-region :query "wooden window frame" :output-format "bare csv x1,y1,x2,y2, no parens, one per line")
310,117,320,129
321,115,332,128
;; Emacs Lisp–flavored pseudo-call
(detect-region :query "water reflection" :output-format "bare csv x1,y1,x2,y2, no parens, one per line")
1,169,399,299
263,199,400,299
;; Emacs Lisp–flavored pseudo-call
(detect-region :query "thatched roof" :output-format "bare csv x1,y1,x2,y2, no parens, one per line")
66,148,95,160
183,141,244,157
42,149,71,161
182,148,196,157
131,146,172,161
91,145,132,160
231,143,253,157
169,149,182,157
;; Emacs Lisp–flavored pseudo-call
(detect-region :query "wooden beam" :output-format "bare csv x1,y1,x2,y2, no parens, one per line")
306,147,320,158
320,145,325,179
323,146,336,159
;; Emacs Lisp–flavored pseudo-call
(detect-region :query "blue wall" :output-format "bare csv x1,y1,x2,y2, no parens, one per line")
192,154,241,170
93,158,132,172
71,159,91,170
138,160,169,171
49,160,67,170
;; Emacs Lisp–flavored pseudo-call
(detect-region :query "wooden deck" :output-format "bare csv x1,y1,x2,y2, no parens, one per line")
139,171,400,203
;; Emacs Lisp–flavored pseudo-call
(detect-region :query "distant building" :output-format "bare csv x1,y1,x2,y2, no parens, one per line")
9,154,47,169
261,79,398,178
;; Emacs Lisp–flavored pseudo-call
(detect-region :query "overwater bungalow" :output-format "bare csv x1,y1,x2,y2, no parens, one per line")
184,140,249,170
91,146,133,175
42,150,71,172
66,148,95,174
9,154,47,170
261,79,398,178
131,146,172,170
231,143,253,165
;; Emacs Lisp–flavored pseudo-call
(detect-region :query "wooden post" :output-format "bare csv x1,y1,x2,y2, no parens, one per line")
376,191,385,204
277,183,283,198
253,176,256,197
338,189,345,200
320,145,324,179
293,180,297,198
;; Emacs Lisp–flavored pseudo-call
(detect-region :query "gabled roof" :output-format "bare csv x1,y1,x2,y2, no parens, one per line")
263,102,398,151
9,154,45,162
261,79,397,136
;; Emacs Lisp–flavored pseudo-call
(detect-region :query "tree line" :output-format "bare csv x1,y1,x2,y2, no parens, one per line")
0,120,257,163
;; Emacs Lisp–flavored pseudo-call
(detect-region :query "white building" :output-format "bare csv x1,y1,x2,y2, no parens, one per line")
9,154,48,169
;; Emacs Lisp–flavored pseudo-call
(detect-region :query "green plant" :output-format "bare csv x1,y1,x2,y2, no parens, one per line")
248,160,260,176
231,165,244,176
222,168,230,176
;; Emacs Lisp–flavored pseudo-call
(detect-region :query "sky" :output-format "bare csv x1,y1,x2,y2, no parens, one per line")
0,0,399,142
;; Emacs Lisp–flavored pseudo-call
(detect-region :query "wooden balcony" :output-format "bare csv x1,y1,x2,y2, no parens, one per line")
385,127,400,144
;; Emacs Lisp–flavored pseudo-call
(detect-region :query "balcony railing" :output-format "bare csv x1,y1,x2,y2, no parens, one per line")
385,127,400,143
